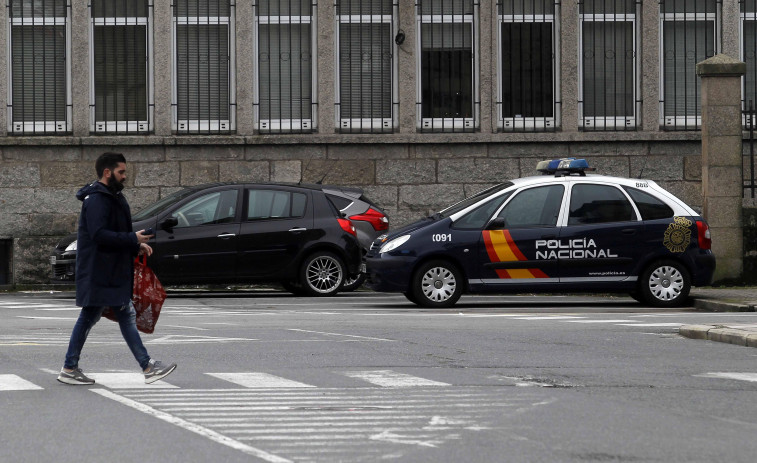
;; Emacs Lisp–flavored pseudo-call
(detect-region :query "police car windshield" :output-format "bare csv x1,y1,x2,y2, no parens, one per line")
132,188,198,221
438,182,514,217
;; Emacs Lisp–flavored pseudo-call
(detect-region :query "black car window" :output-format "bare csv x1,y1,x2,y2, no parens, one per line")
623,186,674,220
172,189,238,228
497,185,564,228
568,184,636,225
132,187,198,221
326,194,353,211
247,190,307,220
453,191,512,229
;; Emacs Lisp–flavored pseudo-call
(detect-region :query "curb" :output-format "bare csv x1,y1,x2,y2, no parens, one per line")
691,298,756,312
679,324,757,348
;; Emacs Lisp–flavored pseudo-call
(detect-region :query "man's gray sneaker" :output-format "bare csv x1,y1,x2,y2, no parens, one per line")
144,359,177,384
57,367,95,385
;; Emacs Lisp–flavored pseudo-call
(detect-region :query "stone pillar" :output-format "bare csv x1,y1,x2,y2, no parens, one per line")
696,54,746,282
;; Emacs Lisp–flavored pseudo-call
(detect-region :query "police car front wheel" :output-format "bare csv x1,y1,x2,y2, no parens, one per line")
411,260,463,308
639,260,691,307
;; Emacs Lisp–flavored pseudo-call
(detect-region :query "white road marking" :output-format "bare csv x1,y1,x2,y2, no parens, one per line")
16,316,76,320
342,370,449,387
697,372,757,383
565,319,636,324
288,329,394,342
616,323,683,327
88,373,178,389
91,389,292,463
161,325,209,331
145,335,256,344
207,373,316,389
514,316,585,320
0,374,43,391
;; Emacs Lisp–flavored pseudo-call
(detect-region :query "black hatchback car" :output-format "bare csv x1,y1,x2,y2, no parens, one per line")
50,182,362,296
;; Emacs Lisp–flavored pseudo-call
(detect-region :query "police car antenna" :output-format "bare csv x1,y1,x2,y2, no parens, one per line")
637,156,648,179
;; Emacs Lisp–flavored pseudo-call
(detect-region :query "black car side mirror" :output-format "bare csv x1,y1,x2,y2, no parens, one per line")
161,217,179,230
485,217,506,230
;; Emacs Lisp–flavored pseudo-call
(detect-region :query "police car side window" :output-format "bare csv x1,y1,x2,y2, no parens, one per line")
498,185,564,228
622,187,674,220
568,184,636,225
454,192,512,229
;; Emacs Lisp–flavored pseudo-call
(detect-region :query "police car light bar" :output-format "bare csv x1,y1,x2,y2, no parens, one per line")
536,158,595,176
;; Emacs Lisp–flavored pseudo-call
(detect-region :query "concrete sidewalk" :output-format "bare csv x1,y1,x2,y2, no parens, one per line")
682,287,757,347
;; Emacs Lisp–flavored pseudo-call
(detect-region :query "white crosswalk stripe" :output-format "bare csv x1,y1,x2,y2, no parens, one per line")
207,373,316,389
341,370,449,387
0,374,43,391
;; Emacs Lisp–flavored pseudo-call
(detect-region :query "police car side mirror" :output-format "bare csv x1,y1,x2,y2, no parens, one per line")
161,217,179,230
485,217,506,230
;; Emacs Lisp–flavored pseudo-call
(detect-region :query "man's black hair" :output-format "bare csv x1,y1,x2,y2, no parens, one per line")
96,152,127,179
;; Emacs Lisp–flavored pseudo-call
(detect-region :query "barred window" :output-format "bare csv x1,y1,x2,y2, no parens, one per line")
660,0,720,131
172,0,236,134
417,0,479,133
8,0,71,134
743,0,757,124
254,0,317,134
90,1,153,134
579,0,639,131
336,0,397,133
498,0,559,132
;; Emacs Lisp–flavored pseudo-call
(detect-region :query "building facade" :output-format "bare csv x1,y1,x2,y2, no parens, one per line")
0,0,754,285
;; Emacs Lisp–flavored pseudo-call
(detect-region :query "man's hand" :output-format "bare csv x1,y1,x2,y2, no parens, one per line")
135,229,154,244
139,243,153,256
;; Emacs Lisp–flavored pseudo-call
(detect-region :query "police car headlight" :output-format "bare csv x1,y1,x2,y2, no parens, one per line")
65,240,77,252
379,235,410,254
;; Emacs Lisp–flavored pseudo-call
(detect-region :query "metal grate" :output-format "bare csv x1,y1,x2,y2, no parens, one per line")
254,0,317,134
417,0,479,133
90,0,153,134
742,0,757,130
497,0,559,132
578,0,640,131
659,0,721,131
172,0,236,134
335,0,397,133
7,0,72,135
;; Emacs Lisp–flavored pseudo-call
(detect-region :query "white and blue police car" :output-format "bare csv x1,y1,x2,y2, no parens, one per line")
365,159,715,308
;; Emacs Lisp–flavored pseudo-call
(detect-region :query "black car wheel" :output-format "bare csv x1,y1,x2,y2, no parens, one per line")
411,260,463,308
341,272,366,292
639,260,691,307
300,252,345,296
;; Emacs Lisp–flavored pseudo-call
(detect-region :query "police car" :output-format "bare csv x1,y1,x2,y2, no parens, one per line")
365,159,715,308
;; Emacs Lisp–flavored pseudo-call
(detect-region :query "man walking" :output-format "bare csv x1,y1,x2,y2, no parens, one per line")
58,152,176,385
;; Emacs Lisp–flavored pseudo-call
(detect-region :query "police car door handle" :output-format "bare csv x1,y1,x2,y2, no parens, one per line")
217,233,236,239
289,227,307,233
621,229,636,235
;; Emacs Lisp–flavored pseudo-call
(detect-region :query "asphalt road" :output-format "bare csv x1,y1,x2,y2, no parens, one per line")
1,291,756,463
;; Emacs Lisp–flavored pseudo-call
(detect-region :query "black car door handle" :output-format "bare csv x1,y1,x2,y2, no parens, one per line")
217,233,236,239
621,229,636,235
289,228,307,233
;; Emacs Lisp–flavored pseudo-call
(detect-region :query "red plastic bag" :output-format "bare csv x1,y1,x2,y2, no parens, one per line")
103,256,166,334
131,255,166,334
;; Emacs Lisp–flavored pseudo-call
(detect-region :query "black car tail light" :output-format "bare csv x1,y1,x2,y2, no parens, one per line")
349,208,389,231
696,220,711,250
337,218,357,237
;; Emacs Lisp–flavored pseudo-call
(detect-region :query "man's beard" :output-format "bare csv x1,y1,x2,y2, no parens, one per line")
107,176,125,193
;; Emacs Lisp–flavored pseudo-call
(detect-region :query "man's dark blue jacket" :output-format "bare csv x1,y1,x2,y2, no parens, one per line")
75,182,140,308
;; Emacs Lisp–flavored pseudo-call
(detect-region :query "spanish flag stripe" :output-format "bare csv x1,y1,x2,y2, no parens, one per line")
482,231,501,263
488,230,521,262
503,230,528,261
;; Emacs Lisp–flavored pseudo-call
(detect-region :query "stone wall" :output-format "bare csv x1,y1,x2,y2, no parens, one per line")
0,138,706,285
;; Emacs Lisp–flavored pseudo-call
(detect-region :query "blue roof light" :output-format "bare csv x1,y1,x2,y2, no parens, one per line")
536,158,595,176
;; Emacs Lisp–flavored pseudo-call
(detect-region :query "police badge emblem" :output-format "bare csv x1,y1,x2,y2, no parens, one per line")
663,216,692,253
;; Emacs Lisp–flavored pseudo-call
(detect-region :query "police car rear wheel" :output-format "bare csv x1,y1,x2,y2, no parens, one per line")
300,252,345,296
640,260,690,307
412,260,463,308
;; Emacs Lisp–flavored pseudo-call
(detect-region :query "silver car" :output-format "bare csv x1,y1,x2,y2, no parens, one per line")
323,186,389,291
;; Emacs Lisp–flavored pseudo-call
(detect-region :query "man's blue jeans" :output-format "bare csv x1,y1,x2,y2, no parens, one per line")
64,303,151,371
